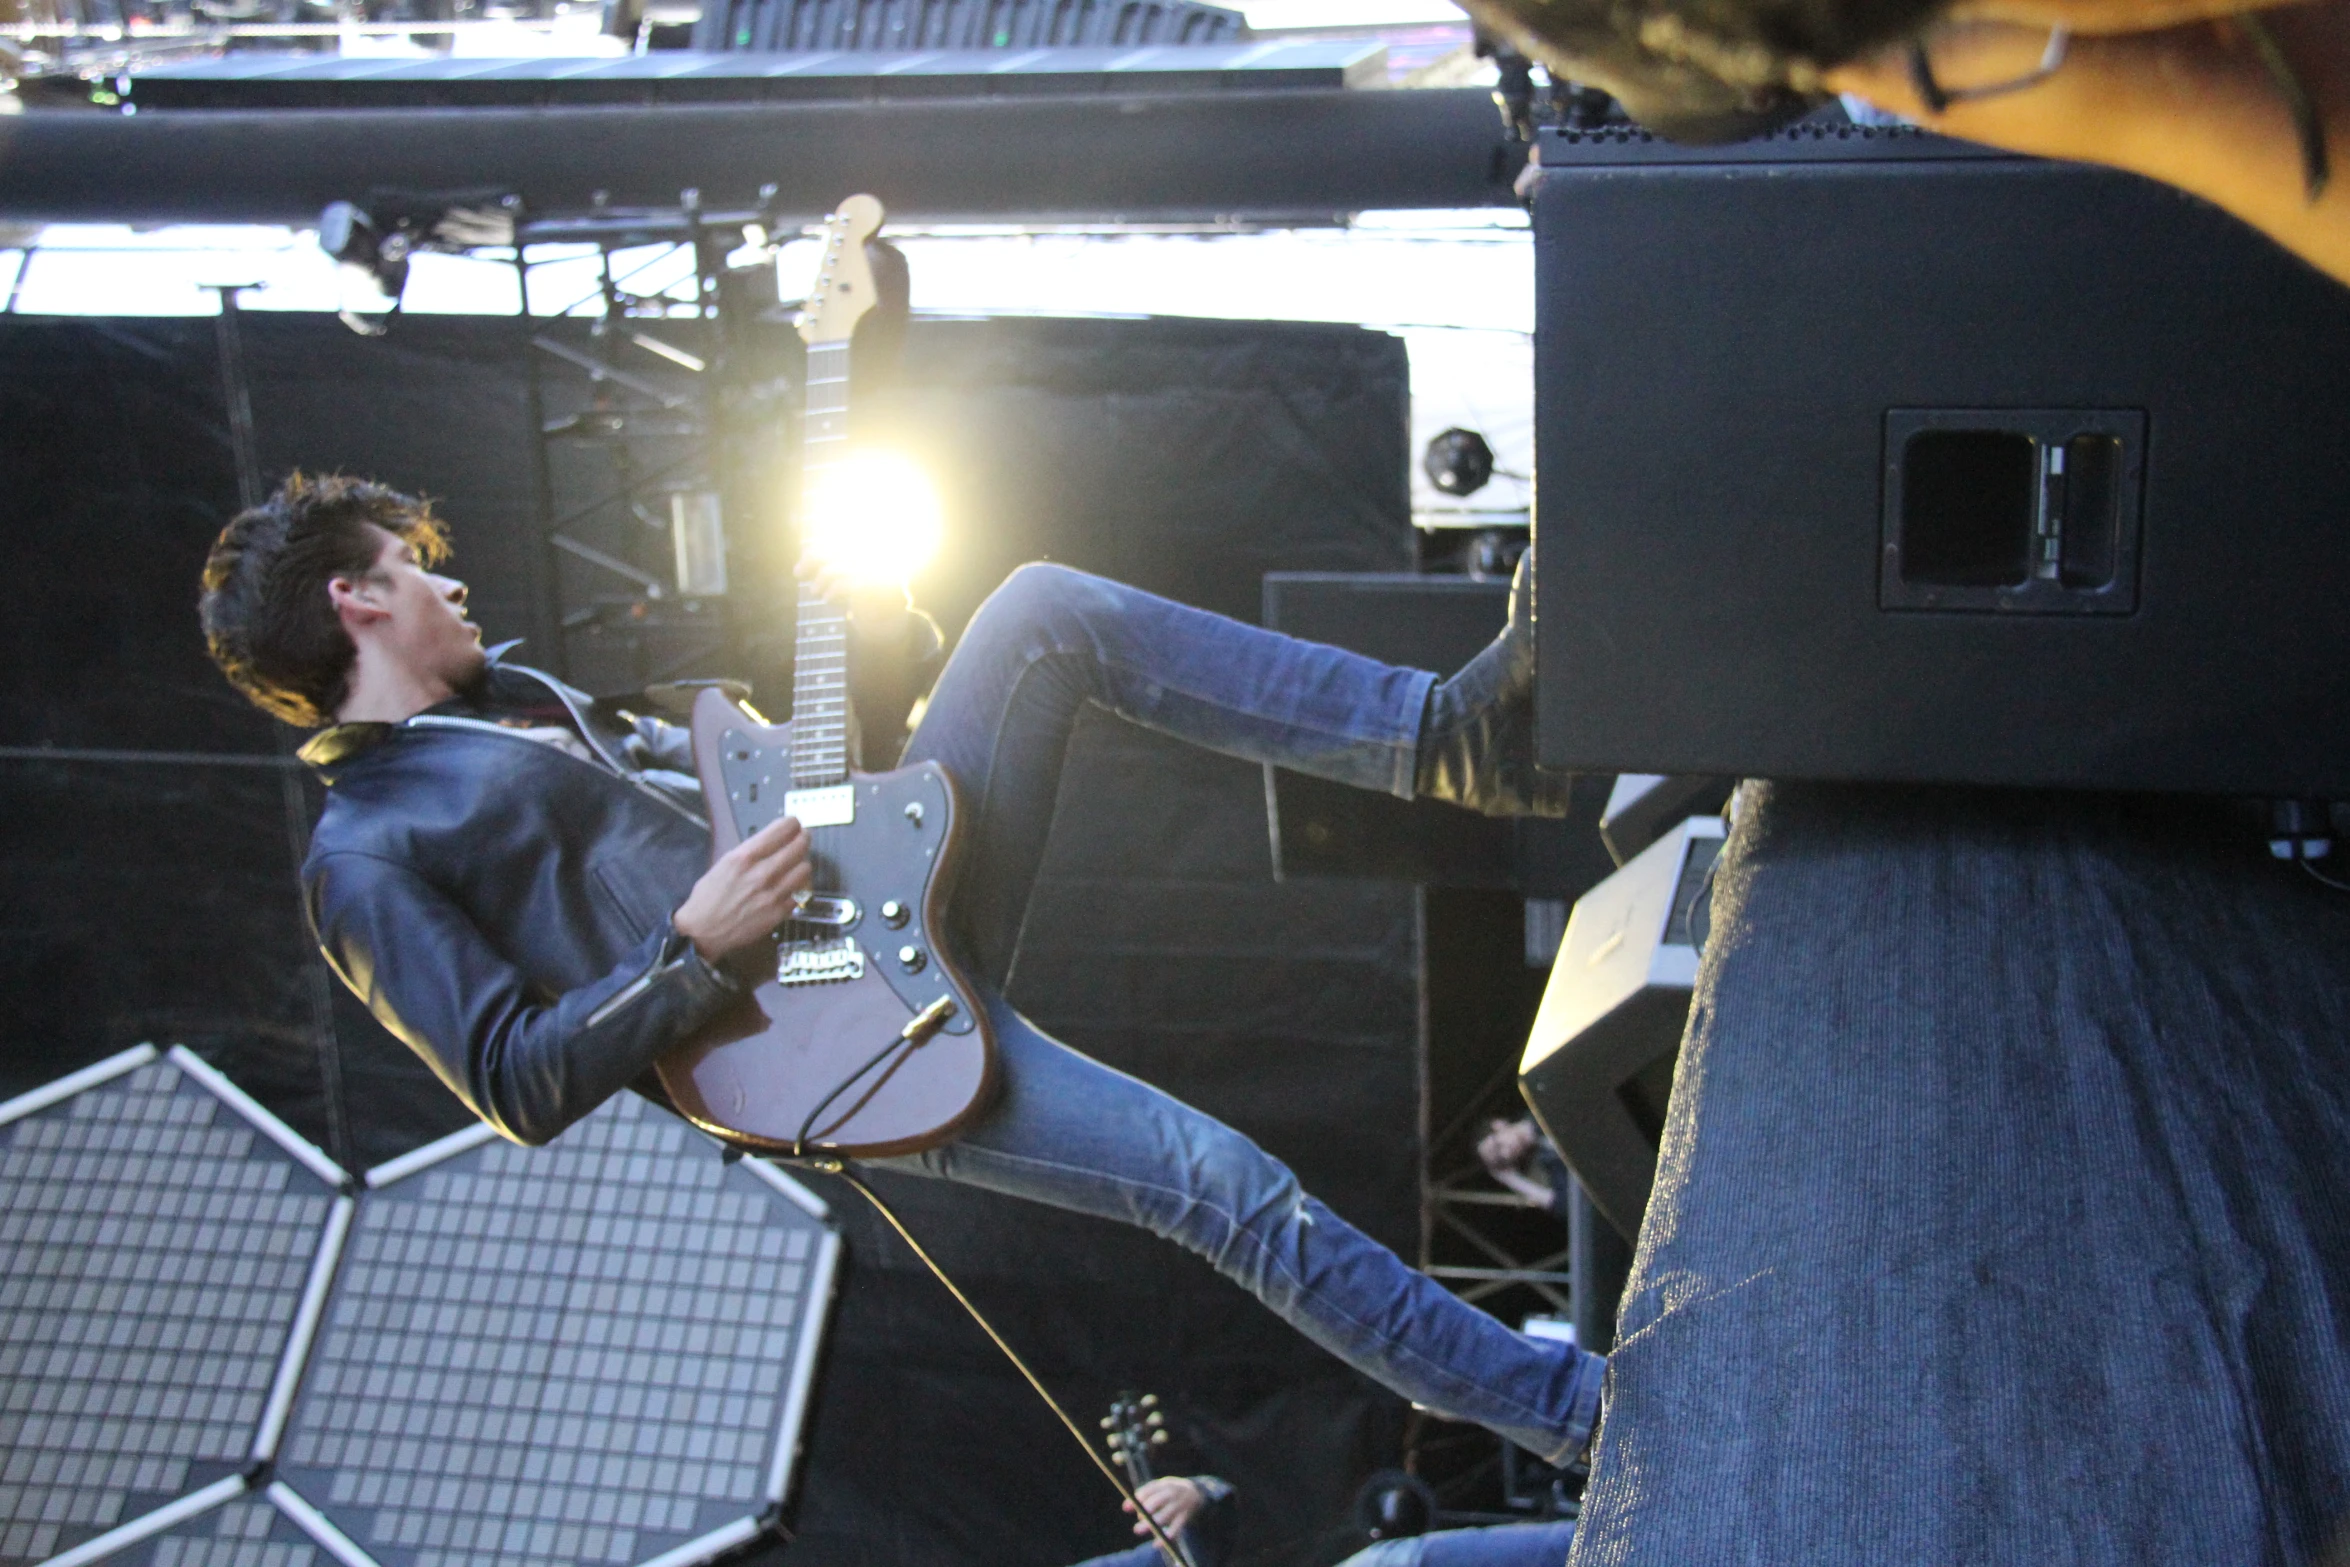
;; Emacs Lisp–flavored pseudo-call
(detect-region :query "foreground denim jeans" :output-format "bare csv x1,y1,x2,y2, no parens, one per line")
863,564,1604,1465
1338,1521,1575,1567
1569,781,2350,1565
1081,1519,1576,1567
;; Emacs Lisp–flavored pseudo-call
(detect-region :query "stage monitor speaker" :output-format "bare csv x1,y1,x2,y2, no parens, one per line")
1519,814,1722,1239
1526,124,2350,795
1261,572,1609,897
1598,772,1733,866
1566,1176,1633,1355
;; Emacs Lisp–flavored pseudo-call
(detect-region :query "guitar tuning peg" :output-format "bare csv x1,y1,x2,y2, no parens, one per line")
1139,1394,1158,1409
1145,1412,1164,1428
1098,1416,1115,1429
1150,1430,1168,1446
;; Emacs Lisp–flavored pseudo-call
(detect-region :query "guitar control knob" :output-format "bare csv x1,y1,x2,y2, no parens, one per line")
880,900,909,929
897,945,926,973
904,801,925,827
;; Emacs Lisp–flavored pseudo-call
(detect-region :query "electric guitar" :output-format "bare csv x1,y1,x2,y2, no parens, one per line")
1102,1391,1198,1567
655,194,997,1158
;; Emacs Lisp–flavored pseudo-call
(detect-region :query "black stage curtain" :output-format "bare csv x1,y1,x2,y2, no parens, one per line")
0,310,1419,1567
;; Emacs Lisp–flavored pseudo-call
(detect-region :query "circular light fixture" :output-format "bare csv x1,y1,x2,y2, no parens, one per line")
1423,427,1497,498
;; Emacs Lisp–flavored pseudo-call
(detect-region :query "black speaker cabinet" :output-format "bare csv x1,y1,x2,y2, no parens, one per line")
1527,124,2350,794
1519,814,1722,1239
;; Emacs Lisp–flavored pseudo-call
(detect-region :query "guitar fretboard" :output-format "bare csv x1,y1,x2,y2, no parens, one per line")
791,338,853,789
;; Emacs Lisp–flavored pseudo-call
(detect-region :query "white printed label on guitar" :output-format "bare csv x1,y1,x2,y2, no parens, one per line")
784,784,856,828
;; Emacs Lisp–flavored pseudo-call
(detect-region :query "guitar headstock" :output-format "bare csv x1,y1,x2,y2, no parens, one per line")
1100,1390,1169,1482
796,194,887,348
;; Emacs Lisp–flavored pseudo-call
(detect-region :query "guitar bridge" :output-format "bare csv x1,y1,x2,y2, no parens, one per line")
777,937,866,986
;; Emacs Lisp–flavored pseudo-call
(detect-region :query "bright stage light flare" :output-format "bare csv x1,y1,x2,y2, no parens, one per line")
800,449,944,588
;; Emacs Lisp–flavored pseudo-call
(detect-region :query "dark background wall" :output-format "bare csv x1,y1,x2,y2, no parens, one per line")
0,309,1424,1567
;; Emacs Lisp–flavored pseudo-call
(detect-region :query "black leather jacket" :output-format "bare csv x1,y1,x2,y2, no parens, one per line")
297,656,739,1146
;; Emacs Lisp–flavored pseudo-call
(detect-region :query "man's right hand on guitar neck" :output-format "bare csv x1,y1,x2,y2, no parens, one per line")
673,814,815,966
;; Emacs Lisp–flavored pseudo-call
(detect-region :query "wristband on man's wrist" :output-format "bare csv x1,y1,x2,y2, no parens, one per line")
661,920,741,993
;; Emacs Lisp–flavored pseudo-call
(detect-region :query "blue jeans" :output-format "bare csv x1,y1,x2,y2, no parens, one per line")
1083,1522,1575,1567
1570,781,2350,1564
1338,1522,1575,1567
868,564,1605,1465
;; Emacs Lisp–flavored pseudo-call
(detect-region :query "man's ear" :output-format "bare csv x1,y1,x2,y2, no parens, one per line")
328,572,391,631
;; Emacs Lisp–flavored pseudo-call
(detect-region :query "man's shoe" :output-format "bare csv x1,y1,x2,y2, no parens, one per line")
1415,549,1573,817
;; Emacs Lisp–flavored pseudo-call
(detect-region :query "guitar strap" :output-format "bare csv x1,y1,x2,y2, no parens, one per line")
787,1155,1189,1564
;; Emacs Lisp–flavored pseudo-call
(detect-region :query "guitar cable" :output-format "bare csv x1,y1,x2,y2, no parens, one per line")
784,1151,1190,1566
779,1001,1185,1561
787,1002,946,1153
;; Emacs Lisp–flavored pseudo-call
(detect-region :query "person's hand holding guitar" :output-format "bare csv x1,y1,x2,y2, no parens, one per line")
1121,1476,1208,1543
673,815,814,966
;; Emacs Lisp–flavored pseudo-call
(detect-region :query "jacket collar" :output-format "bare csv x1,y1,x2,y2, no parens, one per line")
299,641,538,784
296,722,394,778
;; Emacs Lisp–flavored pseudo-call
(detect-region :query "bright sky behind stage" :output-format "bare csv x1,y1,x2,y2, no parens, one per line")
0,210,1531,528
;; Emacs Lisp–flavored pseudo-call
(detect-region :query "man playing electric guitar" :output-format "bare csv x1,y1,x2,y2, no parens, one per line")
197,472,1602,1468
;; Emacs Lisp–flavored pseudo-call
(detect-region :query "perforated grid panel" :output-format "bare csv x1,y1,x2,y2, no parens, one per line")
0,1060,340,1566
98,1492,330,1567
276,1096,833,1567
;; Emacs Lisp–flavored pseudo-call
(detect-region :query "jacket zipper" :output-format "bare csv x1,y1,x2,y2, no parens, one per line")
585,968,659,1028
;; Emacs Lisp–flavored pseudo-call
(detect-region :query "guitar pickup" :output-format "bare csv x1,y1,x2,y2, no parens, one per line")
783,785,855,828
793,896,860,929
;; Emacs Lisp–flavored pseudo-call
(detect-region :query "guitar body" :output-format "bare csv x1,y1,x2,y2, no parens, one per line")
655,686,998,1156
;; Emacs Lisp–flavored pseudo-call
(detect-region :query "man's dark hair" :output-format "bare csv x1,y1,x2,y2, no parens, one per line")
1456,0,1942,140
199,473,450,728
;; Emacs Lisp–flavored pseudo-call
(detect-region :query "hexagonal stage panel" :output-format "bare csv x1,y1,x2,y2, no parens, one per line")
38,1487,324,1567
272,1094,838,1567
0,1045,351,1567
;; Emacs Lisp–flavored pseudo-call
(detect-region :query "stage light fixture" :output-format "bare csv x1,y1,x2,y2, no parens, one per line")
1423,427,1497,498
318,202,408,337
671,491,729,598
317,194,519,337
799,450,943,588
318,201,411,301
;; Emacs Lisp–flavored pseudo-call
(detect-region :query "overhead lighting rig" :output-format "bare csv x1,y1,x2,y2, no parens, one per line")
316,189,522,335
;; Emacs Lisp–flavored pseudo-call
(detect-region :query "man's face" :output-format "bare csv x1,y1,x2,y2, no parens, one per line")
352,524,486,694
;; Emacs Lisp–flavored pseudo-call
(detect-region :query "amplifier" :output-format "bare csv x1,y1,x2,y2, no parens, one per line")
1526,124,2350,794
1519,814,1722,1239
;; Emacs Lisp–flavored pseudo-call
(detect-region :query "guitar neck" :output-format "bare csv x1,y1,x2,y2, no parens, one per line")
792,339,854,787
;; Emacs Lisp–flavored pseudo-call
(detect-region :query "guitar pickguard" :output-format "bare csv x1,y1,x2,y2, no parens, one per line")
716,734,976,1034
